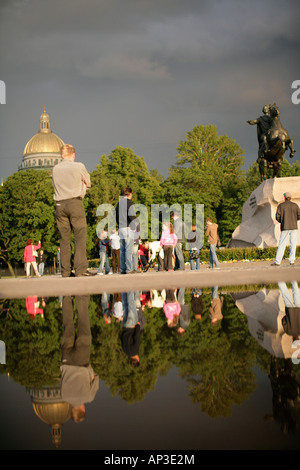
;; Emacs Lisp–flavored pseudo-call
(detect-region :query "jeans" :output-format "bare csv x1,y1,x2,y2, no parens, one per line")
190,249,200,270
119,227,134,273
278,281,300,308
97,251,110,274
132,244,139,271
209,244,219,268
174,242,185,270
38,262,45,276
122,291,138,328
275,229,298,265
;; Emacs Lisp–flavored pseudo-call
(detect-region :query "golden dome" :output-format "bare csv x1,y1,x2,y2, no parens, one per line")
29,384,72,448
23,107,64,156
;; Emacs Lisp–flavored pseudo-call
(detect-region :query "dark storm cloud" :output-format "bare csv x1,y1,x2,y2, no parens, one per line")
0,0,299,180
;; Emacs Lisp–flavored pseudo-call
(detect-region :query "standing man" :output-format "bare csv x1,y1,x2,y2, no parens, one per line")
205,217,220,269
115,187,138,274
172,212,186,270
272,192,300,266
52,144,94,277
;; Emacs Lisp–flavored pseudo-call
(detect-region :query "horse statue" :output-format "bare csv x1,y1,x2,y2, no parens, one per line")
247,103,296,180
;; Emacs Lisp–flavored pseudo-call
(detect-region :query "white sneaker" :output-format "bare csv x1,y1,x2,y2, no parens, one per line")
97,272,103,275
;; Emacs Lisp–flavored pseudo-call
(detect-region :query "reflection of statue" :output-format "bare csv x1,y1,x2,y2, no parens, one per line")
248,103,296,180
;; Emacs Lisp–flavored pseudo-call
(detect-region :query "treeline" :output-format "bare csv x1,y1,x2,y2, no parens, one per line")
1,124,299,271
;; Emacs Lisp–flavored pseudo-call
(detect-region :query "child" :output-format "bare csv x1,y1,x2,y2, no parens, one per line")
160,222,177,271
24,239,41,278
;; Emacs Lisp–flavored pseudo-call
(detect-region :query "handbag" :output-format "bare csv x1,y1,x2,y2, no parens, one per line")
190,250,199,260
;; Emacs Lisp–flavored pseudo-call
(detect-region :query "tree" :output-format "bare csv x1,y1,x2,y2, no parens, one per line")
0,170,59,272
86,146,164,257
163,124,245,245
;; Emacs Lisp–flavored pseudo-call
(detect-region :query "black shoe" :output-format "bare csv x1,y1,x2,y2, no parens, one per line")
270,263,280,267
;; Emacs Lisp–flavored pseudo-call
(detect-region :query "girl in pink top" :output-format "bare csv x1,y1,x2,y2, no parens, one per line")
160,222,177,271
24,239,41,278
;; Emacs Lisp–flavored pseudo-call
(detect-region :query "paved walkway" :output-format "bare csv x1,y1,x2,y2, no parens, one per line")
0,260,299,299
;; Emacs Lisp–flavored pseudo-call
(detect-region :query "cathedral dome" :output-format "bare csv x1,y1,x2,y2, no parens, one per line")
19,108,64,172
23,108,64,156
28,384,72,448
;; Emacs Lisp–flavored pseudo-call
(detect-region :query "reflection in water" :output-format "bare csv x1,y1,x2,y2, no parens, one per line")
231,281,300,358
1,282,300,449
232,281,300,435
60,296,99,422
120,291,145,367
25,296,45,318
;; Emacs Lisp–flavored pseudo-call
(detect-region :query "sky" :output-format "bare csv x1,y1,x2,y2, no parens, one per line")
0,0,299,181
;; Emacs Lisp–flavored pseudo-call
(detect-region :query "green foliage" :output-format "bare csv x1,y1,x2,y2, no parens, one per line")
162,124,245,245
86,146,164,257
0,170,59,267
2,289,298,418
1,125,299,268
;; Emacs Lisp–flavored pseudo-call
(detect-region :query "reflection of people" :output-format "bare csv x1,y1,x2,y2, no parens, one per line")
52,144,94,277
279,281,300,341
163,289,181,327
209,286,223,325
113,292,123,322
24,239,41,278
116,188,139,274
177,288,190,336
101,292,112,324
205,218,220,269
191,288,203,321
120,291,144,366
25,296,44,318
272,192,300,266
60,295,99,422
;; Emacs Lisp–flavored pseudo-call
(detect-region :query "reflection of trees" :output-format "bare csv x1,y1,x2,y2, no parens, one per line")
173,295,259,417
91,302,174,403
1,292,299,422
0,298,62,387
267,357,300,434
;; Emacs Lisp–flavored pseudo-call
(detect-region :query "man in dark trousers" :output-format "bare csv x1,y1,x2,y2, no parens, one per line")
115,187,139,274
272,191,300,266
52,144,95,277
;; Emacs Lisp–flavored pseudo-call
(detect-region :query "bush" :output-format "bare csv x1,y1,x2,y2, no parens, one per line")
184,246,300,263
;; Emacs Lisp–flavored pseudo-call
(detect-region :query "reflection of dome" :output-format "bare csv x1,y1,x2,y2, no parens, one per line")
19,108,64,172
27,383,72,448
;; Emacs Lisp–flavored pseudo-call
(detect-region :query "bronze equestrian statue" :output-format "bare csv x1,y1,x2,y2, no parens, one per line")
247,103,296,180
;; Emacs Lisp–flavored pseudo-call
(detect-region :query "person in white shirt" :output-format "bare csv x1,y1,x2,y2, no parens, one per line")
109,230,120,273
